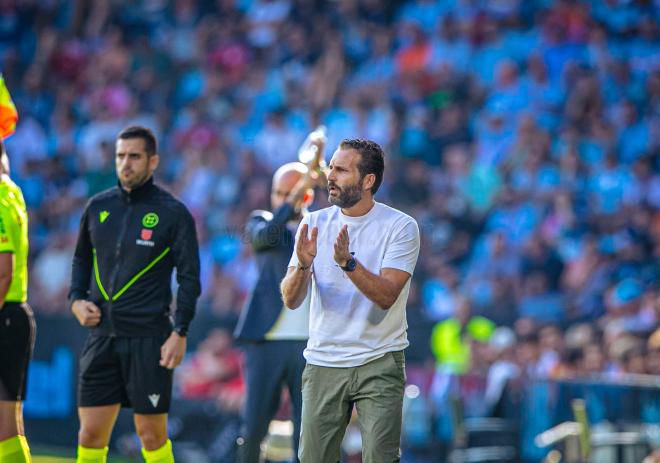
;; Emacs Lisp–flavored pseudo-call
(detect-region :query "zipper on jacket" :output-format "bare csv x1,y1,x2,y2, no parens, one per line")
106,199,132,336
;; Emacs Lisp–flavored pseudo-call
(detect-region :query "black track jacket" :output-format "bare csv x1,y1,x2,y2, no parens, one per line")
69,177,201,337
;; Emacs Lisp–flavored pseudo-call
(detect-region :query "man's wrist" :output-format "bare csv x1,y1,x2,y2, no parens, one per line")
340,256,357,272
297,262,312,271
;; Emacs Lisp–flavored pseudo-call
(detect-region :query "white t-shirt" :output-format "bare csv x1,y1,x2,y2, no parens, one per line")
288,202,420,367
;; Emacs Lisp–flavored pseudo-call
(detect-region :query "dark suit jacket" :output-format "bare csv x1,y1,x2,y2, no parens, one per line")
234,203,297,342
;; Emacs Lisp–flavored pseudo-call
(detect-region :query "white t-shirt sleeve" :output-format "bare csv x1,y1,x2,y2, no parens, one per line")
381,217,420,275
288,214,311,268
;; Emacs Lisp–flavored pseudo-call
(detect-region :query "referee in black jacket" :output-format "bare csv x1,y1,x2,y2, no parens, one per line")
69,126,200,463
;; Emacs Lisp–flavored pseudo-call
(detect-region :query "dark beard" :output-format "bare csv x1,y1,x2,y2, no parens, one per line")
328,181,362,208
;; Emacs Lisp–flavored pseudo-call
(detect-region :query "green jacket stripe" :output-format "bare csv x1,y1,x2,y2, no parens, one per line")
111,247,171,301
93,248,110,301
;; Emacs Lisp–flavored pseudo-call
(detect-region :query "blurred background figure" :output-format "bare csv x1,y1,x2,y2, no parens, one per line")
234,141,325,463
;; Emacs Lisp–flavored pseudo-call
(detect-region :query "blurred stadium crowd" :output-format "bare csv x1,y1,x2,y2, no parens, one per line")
1,0,659,458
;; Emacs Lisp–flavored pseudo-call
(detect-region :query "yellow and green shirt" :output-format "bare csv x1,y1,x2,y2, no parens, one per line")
430,316,495,375
0,175,28,303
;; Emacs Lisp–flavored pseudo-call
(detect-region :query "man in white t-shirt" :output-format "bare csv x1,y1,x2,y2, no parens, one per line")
281,139,420,463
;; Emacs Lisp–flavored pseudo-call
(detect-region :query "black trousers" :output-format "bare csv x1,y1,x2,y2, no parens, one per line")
239,340,306,463
78,334,173,413
0,302,36,401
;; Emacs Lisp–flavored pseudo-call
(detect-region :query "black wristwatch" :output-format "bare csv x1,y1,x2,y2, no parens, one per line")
173,326,188,337
340,256,357,272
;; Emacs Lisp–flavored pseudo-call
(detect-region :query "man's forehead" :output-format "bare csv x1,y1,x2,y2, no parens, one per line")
330,147,359,166
116,138,147,153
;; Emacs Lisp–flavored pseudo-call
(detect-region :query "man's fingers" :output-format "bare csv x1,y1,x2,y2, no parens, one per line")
86,309,101,317
83,316,100,327
169,355,182,369
336,229,347,247
161,351,180,369
85,306,100,316
83,309,101,326
160,344,179,369
310,226,318,241
340,225,349,242
299,224,309,241
83,303,101,315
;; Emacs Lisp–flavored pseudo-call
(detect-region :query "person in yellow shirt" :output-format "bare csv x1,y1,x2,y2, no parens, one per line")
430,297,495,375
0,139,35,463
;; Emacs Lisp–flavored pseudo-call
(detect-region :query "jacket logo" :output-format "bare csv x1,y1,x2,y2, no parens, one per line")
99,211,110,223
148,394,160,408
142,213,159,228
137,227,155,246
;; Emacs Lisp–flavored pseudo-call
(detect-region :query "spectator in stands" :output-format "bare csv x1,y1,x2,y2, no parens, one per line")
177,329,243,405
646,328,660,376
484,327,520,415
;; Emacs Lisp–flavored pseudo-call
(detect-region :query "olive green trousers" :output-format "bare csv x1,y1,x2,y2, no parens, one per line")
298,351,406,463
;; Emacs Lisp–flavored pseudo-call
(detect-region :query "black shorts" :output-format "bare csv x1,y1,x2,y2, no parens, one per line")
0,302,36,401
78,334,173,414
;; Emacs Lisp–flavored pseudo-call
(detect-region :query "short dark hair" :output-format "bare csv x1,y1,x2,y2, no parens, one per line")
117,126,157,156
339,139,385,195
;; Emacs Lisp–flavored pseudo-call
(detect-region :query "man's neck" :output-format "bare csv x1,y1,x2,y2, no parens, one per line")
341,196,375,217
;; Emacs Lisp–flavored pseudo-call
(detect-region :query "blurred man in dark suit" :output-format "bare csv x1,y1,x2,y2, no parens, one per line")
235,143,325,463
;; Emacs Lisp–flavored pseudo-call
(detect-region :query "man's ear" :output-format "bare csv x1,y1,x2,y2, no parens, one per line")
149,154,160,171
362,173,375,192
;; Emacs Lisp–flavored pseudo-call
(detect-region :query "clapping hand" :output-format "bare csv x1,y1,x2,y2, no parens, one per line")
333,225,352,267
296,223,318,268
